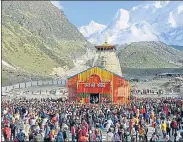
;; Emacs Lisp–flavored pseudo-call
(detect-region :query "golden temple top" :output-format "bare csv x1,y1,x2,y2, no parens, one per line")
95,34,115,49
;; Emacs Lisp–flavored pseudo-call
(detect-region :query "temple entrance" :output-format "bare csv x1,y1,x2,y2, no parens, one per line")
90,93,100,104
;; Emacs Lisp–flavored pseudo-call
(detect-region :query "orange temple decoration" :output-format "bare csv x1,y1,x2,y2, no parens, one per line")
67,67,131,104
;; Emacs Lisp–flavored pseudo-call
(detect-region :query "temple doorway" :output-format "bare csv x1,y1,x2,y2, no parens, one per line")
90,93,100,104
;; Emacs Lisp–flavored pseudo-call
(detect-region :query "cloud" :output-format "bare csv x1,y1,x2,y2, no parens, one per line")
51,1,63,9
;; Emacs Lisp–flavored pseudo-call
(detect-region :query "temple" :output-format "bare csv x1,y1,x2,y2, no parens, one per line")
92,36,122,76
67,38,130,104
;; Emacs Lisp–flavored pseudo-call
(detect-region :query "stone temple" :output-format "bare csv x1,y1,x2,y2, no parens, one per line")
92,37,122,76
67,37,130,104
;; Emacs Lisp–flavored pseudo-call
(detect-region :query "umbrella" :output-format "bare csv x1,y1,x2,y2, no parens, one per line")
179,129,183,133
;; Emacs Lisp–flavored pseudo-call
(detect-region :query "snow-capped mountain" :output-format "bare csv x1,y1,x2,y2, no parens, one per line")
79,1,183,46
106,9,130,31
78,20,106,38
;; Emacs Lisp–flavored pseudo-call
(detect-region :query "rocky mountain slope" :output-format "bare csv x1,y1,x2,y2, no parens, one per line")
79,1,183,46
2,1,93,85
117,41,183,68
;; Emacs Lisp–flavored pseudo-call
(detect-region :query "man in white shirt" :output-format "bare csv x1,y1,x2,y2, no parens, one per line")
166,118,171,136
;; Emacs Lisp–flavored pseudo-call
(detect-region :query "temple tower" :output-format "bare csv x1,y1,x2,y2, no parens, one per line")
93,35,122,76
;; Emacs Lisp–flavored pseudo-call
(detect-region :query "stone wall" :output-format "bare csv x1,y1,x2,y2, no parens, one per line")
93,51,122,76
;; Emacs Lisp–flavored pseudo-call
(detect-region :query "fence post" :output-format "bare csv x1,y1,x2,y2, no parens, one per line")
31,81,32,87
19,83,20,89
6,86,7,91
57,80,58,84
40,90,41,95
25,82,27,88
37,80,38,86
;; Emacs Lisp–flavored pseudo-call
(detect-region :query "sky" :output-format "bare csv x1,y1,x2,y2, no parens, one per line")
51,1,149,27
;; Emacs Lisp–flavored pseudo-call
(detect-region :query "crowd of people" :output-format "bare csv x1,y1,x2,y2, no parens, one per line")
1,96,183,142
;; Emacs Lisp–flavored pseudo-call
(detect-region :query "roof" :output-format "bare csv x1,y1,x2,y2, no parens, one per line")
95,41,116,48
67,66,130,81
95,45,115,48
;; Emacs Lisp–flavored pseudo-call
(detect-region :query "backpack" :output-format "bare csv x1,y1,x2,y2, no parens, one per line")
17,132,25,141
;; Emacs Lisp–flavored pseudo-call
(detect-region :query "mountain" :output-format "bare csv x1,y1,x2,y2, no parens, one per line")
78,21,106,38
2,1,93,85
117,41,183,68
171,45,183,50
79,1,183,46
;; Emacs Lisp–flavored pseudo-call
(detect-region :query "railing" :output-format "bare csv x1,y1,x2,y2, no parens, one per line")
1,79,67,92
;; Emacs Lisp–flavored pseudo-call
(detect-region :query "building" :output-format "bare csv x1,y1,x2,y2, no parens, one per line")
67,67,130,104
67,40,130,104
93,38,122,76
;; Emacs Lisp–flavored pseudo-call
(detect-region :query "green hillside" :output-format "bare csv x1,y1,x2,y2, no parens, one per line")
118,41,183,68
2,1,89,85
